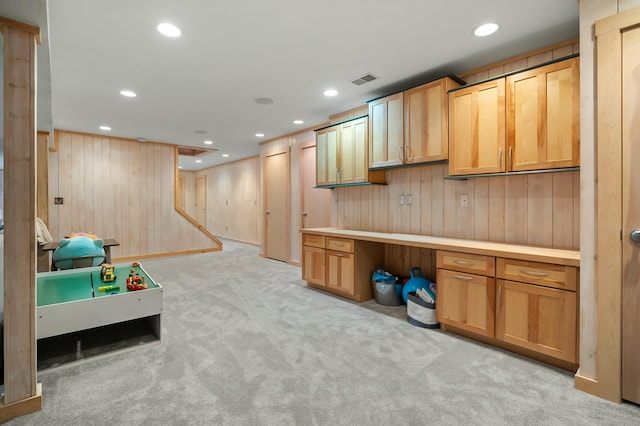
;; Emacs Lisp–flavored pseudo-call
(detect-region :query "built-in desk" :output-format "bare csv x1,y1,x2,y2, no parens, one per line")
301,228,580,370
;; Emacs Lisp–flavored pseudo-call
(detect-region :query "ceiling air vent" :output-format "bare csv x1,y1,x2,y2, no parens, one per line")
350,73,379,86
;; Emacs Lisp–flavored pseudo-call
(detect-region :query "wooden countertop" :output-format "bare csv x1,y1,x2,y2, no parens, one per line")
301,228,580,267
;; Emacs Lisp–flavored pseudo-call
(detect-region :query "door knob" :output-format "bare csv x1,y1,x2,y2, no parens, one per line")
302,211,308,217
631,229,640,242
266,211,270,215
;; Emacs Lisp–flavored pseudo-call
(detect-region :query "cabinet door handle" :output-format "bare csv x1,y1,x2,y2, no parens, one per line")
334,253,344,258
508,146,513,170
498,148,503,171
453,274,473,280
453,259,474,266
405,145,413,162
335,169,339,183
519,270,548,277
498,285,502,309
398,145,404,162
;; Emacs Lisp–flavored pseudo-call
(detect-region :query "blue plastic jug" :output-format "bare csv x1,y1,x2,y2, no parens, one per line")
402,267,431,304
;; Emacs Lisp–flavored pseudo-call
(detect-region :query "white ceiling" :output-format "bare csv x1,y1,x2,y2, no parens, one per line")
11,1,579,170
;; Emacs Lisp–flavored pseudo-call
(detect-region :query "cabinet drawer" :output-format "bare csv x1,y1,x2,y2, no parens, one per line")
327,237,355,253
496,258,577,291
303,234,325,248
437,251,495,276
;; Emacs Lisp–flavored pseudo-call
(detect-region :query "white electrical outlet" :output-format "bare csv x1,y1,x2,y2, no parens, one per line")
399,195,405,205
405,194,412,205
460,194,469,208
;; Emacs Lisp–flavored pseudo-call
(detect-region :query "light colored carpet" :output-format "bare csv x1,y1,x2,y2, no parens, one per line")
8,240,640,425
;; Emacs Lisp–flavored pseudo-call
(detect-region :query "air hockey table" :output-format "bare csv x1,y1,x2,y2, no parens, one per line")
36,262,163,340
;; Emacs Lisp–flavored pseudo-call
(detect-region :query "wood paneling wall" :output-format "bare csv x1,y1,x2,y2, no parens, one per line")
334,165,579,249
178,170,196,217
181,156,260,245
48,131,220,259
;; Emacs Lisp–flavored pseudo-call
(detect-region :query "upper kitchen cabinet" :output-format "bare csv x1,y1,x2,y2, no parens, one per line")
369,76,463,169
369,93,404,168
316,125,339,186
506,56,580,172
449,78,506,175
316,116,385,187
448,56,579,177
404,77,462,164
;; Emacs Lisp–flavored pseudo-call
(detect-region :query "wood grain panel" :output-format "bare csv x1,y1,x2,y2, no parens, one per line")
48,131,220,258
334,164,578,249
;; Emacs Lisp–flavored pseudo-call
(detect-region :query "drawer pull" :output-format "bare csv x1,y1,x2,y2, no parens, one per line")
335,254,344,258
453,260,474,266
333,242,345,247
519,270,548,277
453,274,473,281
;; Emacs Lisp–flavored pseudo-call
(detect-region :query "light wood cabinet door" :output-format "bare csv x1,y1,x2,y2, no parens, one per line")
506,57,580,172
404,77,460,164
449,79,506,175
369,93,404,168
339,117,368,184
495,279,576,363
326,249,355,295
315,126,339,186
436,269,496,337
302,245,325,286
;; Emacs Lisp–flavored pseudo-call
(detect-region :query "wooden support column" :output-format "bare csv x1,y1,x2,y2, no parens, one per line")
0,16,42,422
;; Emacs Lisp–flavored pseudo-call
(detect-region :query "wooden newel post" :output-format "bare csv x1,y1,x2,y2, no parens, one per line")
0,16,42,422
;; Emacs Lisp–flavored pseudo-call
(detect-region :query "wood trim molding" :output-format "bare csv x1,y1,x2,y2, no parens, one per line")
54,128,176,148
595,5,640,36
0,383,42,423
458,38,578,79
575,373,599,395
113,247,221,263
0,16,41,44
259,124,329,146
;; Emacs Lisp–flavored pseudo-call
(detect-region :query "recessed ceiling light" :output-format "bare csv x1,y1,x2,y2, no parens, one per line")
254,97,274,105
194,130,208,134
195,159,202,163
99,125,111,131
293,120,304,124
204,140,213,145
178,166,183,169
222,154,230,158
255,133,264,137
157,23,181,38
120,90,137,97
474,23,499,37
324,89,338,97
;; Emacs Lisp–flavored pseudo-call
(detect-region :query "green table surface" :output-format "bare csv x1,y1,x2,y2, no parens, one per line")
37,263,158,306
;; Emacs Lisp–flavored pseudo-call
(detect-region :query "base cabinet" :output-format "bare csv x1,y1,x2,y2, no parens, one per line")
437,269,495,337
495,279,577,363
302,245,325,286
326,250,355,295
437,250,578,365
301,234,383,302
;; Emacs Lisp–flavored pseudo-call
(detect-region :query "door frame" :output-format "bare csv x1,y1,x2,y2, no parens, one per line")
591,5,640,403
263,148,291,262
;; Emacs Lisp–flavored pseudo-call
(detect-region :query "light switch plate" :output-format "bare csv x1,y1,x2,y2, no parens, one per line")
404,194,412,205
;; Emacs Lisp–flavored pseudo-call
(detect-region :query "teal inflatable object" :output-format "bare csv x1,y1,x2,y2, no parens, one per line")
402,267,431,304
52,236,105,269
